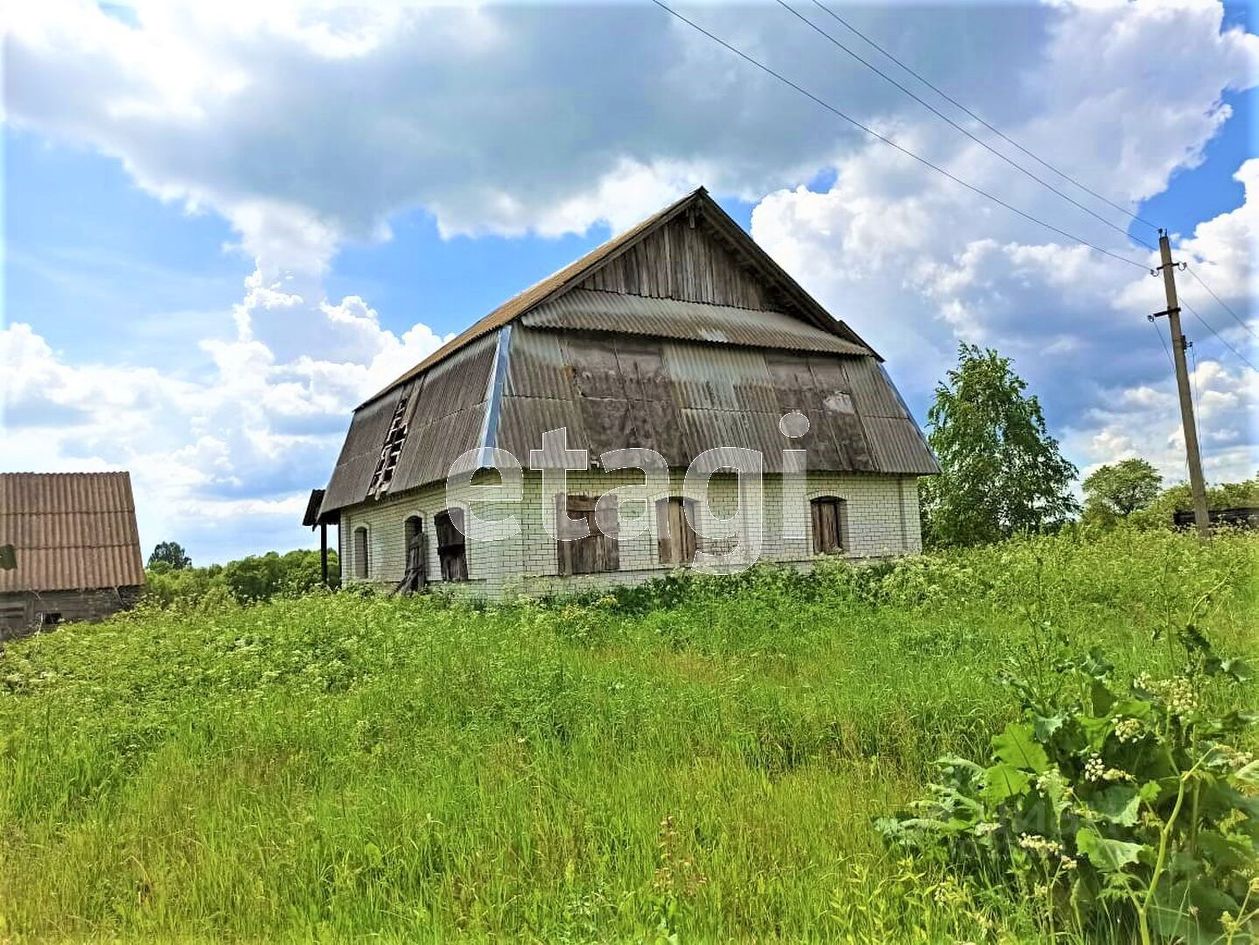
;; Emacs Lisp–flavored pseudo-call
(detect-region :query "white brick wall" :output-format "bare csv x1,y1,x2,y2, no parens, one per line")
338,470,923,598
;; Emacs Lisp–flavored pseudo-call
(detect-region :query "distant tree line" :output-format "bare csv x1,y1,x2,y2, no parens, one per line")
921,343,1257,547
1082,460,1258,530
144,546,339,609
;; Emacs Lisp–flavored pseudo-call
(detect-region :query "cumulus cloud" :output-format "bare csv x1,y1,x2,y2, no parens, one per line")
747,0,1256,481
0,283,451,559
2,0,1257,560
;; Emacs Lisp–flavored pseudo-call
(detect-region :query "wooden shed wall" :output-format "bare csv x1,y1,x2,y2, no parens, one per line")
0,586,141,640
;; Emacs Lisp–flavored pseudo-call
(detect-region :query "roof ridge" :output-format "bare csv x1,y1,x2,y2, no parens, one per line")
360,188,707,407
357,185,877,408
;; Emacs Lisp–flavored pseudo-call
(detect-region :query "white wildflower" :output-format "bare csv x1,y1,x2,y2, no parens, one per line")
1112,717,1143,743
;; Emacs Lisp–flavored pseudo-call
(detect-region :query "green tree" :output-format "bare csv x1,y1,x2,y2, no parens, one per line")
921,344,1079,546
222,549,333,603
148,541,192,571
1082,458,1162,525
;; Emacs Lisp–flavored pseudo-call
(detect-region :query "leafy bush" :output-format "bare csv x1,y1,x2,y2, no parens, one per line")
879,622,1258,944
143,548,338,608
1126,476,1259,531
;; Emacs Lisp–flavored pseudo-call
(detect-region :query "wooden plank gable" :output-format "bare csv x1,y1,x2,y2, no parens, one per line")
579,214,775,311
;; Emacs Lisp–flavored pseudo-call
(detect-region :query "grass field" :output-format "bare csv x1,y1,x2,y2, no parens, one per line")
1,528,1255,943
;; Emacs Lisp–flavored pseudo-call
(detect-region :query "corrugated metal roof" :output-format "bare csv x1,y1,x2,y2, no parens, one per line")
862,417,939,473
302,489,329,527
494,327,935,476
320,384,411,514
522,289,869,355
320,333,498,515
0,472,145,593
360,188,874,407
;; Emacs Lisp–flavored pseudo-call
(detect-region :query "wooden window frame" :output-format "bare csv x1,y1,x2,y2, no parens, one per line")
810,496,848,555
655,496,698,566
435,509,469,582
402,515,426,590
556,494,620,576
353,526,369,579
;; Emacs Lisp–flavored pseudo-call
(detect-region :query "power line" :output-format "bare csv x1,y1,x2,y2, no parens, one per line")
774,0,1155,251
1150,318,1174,370
649,0,1151,271
1188,337,1206,466
1183,265,1257,340
1181,298,1257,372
808,0,1161,234
1146,321,1191,480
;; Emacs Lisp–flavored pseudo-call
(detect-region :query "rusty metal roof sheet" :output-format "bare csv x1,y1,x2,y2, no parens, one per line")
0,472,145,592
496,326,936,476
361,188,873,407
323,327,933,514
522,289,869,355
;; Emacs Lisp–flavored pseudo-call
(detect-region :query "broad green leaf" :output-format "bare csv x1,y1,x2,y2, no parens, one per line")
1108,698,1152,721
1221,658,1252,682
1078,647,1114,679
1093,785,1141,826
1195,829,1253,872
1078,714,1111,750
1032,713,1064,741
1075,827,1143,873
1150,878,1240,942
992,722,1049,773
982,763,1030,804
1235,760,1259,786
1205,656,1251,682
1090,679,1115,717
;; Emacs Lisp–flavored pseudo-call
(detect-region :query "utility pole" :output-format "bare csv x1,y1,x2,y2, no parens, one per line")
1153,230,1210,537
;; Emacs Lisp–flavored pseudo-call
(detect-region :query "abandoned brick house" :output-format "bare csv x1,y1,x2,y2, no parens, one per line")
0,472,146,636
316,188,937,597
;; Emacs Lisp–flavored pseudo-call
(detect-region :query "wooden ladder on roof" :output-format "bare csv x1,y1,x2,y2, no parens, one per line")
368,396,410,498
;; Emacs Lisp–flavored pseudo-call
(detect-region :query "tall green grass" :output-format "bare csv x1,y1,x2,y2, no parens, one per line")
1,528,1254,943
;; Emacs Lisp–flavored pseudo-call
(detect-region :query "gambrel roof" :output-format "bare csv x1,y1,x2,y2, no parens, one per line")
366,188,874,404
0,472,145,593
320,189,936,515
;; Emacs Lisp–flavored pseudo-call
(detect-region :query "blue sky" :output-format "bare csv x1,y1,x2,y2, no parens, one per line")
3,1,1256,563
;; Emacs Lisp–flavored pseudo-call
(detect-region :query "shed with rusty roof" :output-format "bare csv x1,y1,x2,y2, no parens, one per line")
315,188,936,596
0,471,145,635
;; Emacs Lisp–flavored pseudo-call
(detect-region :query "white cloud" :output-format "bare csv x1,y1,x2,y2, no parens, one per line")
746,0,1256,482
0,282,451,561
1065,358,1258,485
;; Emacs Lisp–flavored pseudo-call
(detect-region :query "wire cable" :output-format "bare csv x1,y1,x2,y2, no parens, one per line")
774,0,1155,250
1188,337,1206,463
649,0,1151,271
1184,265,1257,340
1147,320,1190,480
808,0,1161,233
1150,319,1174,370
1181,299,1257,372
